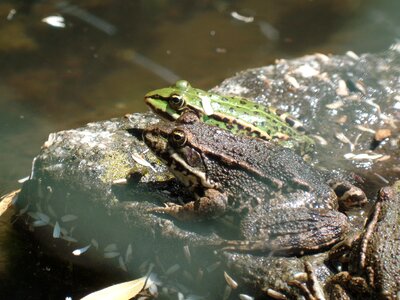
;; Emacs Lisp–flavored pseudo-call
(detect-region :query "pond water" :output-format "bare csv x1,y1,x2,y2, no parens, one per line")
0,0,399,298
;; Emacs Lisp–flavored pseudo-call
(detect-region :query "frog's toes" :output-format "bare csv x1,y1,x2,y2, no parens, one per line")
328,180,367,210
288,261,326,300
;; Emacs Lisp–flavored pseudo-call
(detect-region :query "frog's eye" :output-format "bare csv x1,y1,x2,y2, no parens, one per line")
170,129,187,147
168,94,186,110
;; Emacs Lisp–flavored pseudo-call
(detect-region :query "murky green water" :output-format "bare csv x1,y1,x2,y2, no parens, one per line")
0,0,399,298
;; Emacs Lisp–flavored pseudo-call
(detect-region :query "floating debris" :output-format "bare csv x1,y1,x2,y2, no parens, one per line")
222,285,232,300
294,65,319,78
119,256,128,272
346,51,359,60
72,244,91,256
344,153,383,160
53,221,61,238
183,245,191,264
17,176,30,184
104,252,120,259
42,15,66,28
113,178,128,185
91,239,99,249
62,235,78,243
61,214,78,222
104,243,118,252
356,125,376,134
335,132,354,151
230,11,254,23
326,100,344,110
374,172,390,184
239,294,255,300
224,271,238,289
284,75,300,89
165,264,180,275
336,80,349,96
131,152,157,172
311,135,328,146
258,21,279,41
125,244,133,264
81,276,148,300
200,95,214,115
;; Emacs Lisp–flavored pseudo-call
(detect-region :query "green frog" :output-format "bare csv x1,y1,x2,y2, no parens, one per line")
328,182,400,299
144,80,315,155
143,111,365,255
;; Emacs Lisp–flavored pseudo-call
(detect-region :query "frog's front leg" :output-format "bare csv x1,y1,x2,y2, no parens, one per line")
149,188,228,221
224,208,350,255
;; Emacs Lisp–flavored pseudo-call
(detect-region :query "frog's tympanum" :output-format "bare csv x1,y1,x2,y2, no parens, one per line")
145,80,315,155
328,182,400,300
143,111,366,255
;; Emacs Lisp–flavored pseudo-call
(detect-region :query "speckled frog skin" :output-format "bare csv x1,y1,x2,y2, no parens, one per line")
143,111,352,255
329,182,400,299
145,80,315,155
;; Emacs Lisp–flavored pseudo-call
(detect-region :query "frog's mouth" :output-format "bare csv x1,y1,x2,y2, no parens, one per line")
144,95,180,121
168,150,215,191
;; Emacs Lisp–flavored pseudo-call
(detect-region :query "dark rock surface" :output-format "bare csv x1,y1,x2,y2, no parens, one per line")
16,45,400,299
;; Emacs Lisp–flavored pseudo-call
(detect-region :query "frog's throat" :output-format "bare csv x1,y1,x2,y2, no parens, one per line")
169,151,215,189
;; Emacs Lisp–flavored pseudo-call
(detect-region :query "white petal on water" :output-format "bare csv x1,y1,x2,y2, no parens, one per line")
165,264,180,275
239,294,255,300
72,244,91,256
104,243,118,252
394,101,400,110
222,285,232,300
113,178,127,185
125,244,133,264
53,221,61,238
91,239,99,249
224,271,238,289
200,95,214,115
355,125,376,134
131,152,156,172
33,220,48,227
104,251,120,259
346,51,359,60
80,276,147,300
17,176,30,183
230,11,254,23
294,65,319,78
336,80,349,96
335,132,354,151
118,256,128,272
148,283,158,296
344,153,383,160
42,15,66,28
61,236,78,243
326,100,344,109
365,99,381,114
61,214,78,222
183,245,191,264
311,135,328,146
284,74,300,89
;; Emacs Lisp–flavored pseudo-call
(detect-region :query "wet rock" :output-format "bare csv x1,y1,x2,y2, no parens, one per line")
15,45,400,299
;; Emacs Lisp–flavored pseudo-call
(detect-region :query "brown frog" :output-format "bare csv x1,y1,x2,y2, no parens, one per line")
142,111,366,255
328,181,400,299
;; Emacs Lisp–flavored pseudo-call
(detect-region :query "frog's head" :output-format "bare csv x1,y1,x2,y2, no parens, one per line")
144,80,192,121
143,116,214,190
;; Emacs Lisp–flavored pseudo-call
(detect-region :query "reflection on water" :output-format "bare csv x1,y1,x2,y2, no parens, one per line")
0,0,400,298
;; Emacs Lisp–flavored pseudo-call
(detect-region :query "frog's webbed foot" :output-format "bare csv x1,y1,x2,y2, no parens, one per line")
288,261,326,300
148,189,228,221
328,179,367,210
